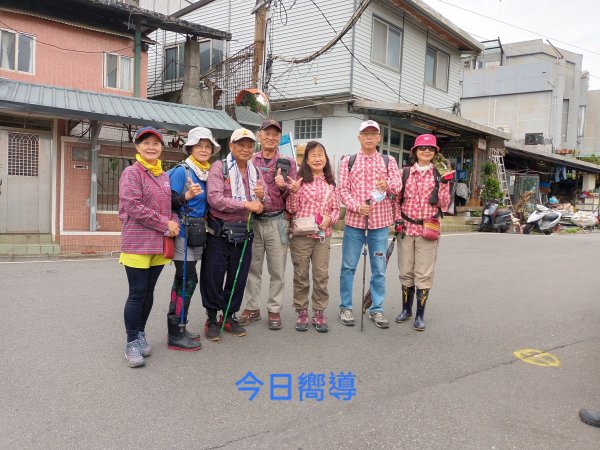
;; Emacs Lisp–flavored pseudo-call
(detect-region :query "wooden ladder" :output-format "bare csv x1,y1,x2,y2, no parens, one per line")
490,149,513,210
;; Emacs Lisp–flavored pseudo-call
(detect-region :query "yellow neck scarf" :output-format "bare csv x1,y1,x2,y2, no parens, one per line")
189,154,210,171
136,153,163,176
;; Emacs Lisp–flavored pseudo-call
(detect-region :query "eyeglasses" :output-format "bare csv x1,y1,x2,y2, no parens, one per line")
416,147,435,153
359,132,380,137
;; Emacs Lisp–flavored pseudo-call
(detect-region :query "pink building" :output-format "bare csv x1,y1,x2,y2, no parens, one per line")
0,0,238,256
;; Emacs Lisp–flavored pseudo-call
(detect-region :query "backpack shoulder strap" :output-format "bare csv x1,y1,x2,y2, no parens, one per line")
221,158,229,179
347,154,357,172
399,167,410,205
382,154,389,170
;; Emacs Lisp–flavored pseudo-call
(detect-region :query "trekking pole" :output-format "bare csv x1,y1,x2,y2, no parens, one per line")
360,199,371,331
179,207,190,335
219,212,252,342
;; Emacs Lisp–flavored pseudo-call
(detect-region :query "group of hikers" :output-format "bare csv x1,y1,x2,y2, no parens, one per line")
118,119,450,368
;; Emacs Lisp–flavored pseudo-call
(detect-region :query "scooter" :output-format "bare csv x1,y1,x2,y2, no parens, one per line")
478,200,512,233
523,204,561,235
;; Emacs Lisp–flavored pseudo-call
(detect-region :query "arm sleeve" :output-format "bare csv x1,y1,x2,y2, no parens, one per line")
438,178,451,211
286,189,300,214
386,157,402,196
338,157,361,213
206,161,246,213
328,187,341,224
169,166,188,212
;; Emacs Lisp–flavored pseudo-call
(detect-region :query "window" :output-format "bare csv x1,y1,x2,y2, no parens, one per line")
294,119,322,140
0,30,34,73
425,46,449,91
199,39,224,74
371,17,401,70
104,53,133,91
8,133,39,176
164,44,184,81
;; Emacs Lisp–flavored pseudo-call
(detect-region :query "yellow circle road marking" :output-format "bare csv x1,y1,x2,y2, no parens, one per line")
513,349,561,367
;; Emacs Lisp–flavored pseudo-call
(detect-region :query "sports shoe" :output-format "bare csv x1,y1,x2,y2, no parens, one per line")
137,331,151,357
267,312,283,330
312,310,328,333
237,309,261,325
223,317,247,337
369,311,390,329
295,309,309,332
205,320,221,342
340,308,355,326
125,340,145,368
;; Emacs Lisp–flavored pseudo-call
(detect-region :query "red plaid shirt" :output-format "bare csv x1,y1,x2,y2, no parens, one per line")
119,163,178,254
395,164,450,237
286,175,340,238
338,151,401,230
251,151,298,214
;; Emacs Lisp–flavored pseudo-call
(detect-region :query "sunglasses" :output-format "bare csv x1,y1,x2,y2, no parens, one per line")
416,147,436,153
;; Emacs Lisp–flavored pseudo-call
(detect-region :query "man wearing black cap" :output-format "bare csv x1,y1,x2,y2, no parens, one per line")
238,119,298,330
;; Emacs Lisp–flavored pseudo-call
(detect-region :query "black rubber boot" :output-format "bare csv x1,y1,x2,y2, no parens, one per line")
169,282,201,341
414,289,429,331
167,314,202,351
395,285,415,322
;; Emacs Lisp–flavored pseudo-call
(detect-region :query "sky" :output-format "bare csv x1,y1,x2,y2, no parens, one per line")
421,0,600,89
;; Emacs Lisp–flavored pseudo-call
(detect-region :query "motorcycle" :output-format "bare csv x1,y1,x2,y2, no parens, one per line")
523,204,561,235
478,200,512,233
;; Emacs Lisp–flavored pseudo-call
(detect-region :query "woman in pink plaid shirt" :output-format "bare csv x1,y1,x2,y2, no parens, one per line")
394,134,450,331
287,141,340,332
118,127,180,368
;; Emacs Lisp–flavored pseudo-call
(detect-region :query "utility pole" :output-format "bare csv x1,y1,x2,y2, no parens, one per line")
251,0,268,89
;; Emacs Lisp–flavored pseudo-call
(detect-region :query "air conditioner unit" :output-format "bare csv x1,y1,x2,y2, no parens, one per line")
524,133,544,145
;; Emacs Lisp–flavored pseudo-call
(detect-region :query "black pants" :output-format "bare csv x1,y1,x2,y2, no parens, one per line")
200,233,252,320
124,265,164,342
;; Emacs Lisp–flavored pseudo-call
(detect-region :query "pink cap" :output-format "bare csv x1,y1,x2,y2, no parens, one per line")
411,134,439,152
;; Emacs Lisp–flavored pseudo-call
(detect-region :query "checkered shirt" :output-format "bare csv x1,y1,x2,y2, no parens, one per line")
395,164,450,237
251,151,298,214
286,175,340,238
338,151,401,230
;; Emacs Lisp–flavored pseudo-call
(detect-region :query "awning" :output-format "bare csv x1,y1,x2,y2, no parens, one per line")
352,99,510,145
0,79,240,138
506,140,600,175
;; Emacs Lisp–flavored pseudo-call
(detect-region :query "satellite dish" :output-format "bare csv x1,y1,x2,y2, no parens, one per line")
235,88,270,119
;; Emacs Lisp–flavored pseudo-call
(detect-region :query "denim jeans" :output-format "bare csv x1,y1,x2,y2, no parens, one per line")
339,225,389,313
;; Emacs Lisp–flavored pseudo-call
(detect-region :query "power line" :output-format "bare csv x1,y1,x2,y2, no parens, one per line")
436,0,600,58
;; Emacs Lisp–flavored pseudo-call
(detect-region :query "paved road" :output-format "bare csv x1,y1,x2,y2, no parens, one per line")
1,232,600,449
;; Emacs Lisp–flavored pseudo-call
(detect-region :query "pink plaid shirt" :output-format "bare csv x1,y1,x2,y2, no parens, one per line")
338,151,401,230
286,175,340,238
395,164,450,237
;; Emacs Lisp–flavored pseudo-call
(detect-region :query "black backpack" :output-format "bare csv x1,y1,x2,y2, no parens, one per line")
346,153,390,172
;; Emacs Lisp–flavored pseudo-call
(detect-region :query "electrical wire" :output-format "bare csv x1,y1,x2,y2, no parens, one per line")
0,18,135,54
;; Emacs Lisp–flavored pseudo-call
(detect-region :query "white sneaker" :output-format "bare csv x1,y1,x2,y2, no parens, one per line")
340,308,355,326
369,311,390,329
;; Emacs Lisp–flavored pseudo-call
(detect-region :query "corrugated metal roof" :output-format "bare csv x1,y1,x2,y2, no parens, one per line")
0,78,240,138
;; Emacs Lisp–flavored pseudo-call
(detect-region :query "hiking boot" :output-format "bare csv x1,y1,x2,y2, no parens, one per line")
312,310,328,333
267,312,283,330
137,331,151,357
223,317,247,337
295,309,309,332
237,309,261,325
339,308,355,326
369,311,390,329
205,320,221,342
579,409,600,428
125,340,145,368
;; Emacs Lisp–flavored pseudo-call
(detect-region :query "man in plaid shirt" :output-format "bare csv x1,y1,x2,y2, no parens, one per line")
338,120,401,328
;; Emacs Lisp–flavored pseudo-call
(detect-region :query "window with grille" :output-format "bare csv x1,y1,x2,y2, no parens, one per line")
98,156,133,211
294,119,322,140
8,133,39,176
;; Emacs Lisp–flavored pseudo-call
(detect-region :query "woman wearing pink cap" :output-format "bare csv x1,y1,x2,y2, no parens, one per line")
394,134,450,331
